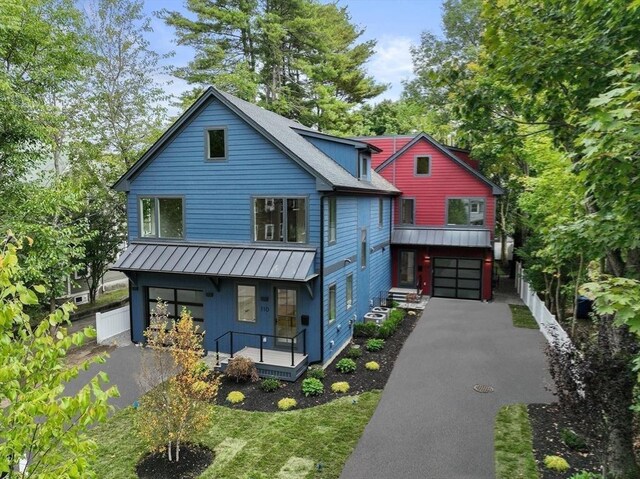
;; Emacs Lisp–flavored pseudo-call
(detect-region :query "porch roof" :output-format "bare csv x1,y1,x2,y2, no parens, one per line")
391,228,491,248
112,242,317,282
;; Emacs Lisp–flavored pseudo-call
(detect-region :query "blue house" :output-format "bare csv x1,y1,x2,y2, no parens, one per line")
112,87,398,379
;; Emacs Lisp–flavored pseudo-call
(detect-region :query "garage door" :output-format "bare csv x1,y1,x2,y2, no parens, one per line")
432,258,482,300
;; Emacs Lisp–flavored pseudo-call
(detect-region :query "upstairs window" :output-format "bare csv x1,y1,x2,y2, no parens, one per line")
206,128,227,160
358,152,370,180
140,197,184,239
328,284,337,322
328,197,337,243
415,156,431,175
254,197,307,243
400,198,415,225
378,198,384,227
447,198,485,226
360,229,367,269
346,274,353,310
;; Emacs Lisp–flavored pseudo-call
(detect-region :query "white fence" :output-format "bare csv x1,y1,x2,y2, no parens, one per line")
515,262,571,348
96,305,130,344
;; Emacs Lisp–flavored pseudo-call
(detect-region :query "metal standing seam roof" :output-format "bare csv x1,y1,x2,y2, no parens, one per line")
112,242,318,282
391,228,492,248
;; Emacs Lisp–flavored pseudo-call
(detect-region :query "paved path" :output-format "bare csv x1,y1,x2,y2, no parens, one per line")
340,298,554,479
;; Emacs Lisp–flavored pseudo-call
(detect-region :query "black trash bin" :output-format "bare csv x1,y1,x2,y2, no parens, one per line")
576,295,593,319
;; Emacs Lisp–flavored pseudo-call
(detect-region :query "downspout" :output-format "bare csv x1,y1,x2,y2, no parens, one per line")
319,194,325,363
128,280,134,343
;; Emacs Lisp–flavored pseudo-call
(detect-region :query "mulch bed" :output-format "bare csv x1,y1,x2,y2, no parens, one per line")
136,443,213,479
528,403,601,478
215,310,419,412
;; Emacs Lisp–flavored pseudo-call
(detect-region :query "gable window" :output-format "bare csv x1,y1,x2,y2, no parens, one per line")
346,274,353,309
360,229,367,269
237,285,256,322
415,156,431,175
328,197,337,243
328,284,337,322
206,128,226,160
140,197,184,239
378,198,384,227
400,198,415,225
447,198,485,226
147,287,204,326
358,152,370,180
254,197,307,243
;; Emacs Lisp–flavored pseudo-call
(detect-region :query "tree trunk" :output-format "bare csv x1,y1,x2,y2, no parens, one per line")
606,423,640,479
167,441,172,462
555,270,563,321
571,254,584,337
176,440,180,463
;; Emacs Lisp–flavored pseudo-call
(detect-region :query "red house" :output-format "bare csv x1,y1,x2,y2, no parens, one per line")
362,133,504,301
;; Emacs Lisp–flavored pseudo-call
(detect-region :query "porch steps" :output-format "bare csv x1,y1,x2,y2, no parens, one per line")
213,347,308,382
388,288,430,311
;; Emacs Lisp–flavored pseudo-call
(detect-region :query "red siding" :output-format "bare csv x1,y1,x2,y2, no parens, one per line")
368,136,413,169
449,149,479,170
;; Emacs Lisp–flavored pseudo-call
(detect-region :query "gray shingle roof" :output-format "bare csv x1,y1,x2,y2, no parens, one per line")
391,228,491,248
112,242,318,282
114,87,399,195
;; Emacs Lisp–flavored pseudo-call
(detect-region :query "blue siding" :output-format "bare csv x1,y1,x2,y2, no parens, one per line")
127,97,320,249
130,272,322,362
305,137,358,177
369,197,392,301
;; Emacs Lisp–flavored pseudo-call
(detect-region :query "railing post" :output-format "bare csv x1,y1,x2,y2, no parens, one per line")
216,340,219,365
303,329,307,356
291,336,295,367
259,335,264,362
230,331,234,359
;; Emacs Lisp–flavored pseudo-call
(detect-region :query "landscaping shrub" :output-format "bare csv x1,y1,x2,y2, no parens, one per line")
277,397,297,411
353,322,379,338
259,378,281,392
192,360,210,377
335,358,356,374
544,455,570,472
226,391,245,404
365,361,380,371
301,378,324,396
365,338,385,352
377,309,404,339
389,308,404,323
345,346,363,359
568,473,603,479
225,356,260,383
306,365,325,380
331,381,350,393
560,428,588,452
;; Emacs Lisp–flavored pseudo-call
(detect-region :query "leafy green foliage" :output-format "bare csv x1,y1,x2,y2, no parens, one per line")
0,238,118,477
353,321,379,338
345,346,363,359
560,428,588,452
365,338,385,352
335,358,356,374
259,378,281,393
568,472,602,479
544,455,570,472
378,310,404,339
306,365,325,381
330,381,350,394
277,397,298,411
301,378,324,397
226,391,245,404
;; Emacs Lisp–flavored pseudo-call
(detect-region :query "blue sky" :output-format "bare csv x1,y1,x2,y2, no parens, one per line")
141,0,444,104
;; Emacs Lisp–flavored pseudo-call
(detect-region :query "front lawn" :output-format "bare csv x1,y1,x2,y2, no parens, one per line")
90,391,381,479
509,304,539,329
495,404,539,479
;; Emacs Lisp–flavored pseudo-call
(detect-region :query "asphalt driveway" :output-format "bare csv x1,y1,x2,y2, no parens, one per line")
340,297,554,479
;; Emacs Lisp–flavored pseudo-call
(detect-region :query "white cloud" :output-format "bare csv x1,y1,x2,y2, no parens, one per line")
367,35,415,102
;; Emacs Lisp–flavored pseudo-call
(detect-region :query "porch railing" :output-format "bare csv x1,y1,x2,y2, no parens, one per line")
213,329,307,367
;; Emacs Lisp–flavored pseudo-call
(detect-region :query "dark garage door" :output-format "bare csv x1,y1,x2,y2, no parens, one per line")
432,258,482,300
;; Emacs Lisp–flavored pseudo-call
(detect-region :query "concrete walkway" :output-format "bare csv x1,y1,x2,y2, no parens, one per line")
340,298,554,479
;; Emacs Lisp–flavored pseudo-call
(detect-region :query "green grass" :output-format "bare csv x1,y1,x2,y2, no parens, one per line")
509,304,539,329
74,287,129,315
495,404,539,479
89,391,381,479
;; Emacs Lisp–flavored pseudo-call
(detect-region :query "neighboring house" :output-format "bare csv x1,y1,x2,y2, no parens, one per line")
112,87,398,379
360,133,504,301
62,267,128,306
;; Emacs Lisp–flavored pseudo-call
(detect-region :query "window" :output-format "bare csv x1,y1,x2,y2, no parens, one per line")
206,128,226,160
447,198,485,226
378,198,384,227
328,197,337,243
346,274,353,309
237,285,256,322
358,152,370,180
140,197,184,239
360,229,367,269
328,284,337,322
415,156,430,175
147,287,204,325
400,198,415,225
253,197,307,243
74,264,89,280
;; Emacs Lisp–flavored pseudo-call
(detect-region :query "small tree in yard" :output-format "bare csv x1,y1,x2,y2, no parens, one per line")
137,303,219,462
0,236,119,478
